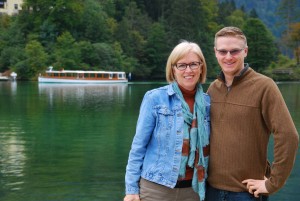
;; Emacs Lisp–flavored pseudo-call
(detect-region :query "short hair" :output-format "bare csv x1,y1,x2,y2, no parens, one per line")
214,26,247,47
166,41,207,84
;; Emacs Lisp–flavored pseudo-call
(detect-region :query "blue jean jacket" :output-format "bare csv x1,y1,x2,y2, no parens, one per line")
125,84,210,194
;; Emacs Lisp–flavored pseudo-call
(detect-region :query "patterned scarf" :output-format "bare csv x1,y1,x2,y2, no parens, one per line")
172,82,209,201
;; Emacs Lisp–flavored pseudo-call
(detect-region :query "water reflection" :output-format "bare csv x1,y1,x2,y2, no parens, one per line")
10,82,17,95
38,83,128,109
0,120,26,191
0,82,299,201
0,81,17,96
277,82,300,130
38,83,128,97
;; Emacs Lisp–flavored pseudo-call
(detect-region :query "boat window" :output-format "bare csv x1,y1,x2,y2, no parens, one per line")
90,73,95,78
54,73,59,77
118,74,124,79
109,74,113,79
61,73,66,77
103,74,109,78
66,73,73,77
97,74,102,78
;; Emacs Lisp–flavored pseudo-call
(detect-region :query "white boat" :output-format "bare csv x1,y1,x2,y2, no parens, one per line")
38,67,128,84
0,73,9,81
0,76,9,81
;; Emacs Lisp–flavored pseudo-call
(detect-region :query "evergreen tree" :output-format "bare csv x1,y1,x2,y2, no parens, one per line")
216,0,236,26
225,9,246,28
165,0,202,45
145,22,169,80
0,0,293,80
77,0,110,43
243,18,277,72
249,8,258,18
53,32,81,69
116,1,151,78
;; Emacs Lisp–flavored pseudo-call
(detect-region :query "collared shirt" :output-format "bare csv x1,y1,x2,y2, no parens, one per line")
218,63,249,91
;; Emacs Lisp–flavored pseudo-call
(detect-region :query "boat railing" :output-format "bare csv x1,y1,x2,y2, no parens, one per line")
42,71,127,80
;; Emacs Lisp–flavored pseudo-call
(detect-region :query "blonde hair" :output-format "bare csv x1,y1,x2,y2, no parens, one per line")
214,26,247,47
166,41,207,84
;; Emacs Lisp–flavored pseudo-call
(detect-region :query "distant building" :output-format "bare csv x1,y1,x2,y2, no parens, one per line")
0,0,23,15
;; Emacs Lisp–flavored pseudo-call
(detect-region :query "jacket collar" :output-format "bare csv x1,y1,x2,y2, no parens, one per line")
167,82,176,96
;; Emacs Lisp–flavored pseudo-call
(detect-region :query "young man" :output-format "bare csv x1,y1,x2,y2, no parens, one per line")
206,26,299,201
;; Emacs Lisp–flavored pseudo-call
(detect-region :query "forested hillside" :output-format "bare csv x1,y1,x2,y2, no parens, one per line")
222,0,283,37
220,0,300,60
0,0,299,80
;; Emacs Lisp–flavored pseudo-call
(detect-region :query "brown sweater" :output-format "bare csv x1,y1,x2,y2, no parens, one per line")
207,67,299,194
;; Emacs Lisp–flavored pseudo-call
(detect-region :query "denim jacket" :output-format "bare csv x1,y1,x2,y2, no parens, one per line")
125,84,210,194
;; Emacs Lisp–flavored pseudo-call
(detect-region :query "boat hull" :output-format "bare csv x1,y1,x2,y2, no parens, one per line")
0,76,9,81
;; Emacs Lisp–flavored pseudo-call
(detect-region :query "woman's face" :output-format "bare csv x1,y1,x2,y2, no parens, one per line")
173,52,202,91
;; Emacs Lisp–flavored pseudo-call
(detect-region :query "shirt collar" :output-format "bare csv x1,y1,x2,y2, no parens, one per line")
218,63,249,83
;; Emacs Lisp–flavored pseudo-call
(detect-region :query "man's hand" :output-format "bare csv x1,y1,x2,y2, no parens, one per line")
124,194,140,201
242,178,269,198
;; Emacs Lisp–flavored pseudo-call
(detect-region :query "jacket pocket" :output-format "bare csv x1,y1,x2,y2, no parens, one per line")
156,106,174,130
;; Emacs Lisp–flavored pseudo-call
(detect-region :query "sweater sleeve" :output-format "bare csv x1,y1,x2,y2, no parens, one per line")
261,80,299,194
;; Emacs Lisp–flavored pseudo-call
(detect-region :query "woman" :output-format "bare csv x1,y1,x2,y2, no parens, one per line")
124,41,210,201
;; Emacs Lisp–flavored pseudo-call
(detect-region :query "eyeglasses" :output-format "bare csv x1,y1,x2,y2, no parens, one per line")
216,48,244,56
173,62,202,71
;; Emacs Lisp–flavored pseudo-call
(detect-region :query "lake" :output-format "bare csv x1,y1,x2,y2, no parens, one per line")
0,81,299,201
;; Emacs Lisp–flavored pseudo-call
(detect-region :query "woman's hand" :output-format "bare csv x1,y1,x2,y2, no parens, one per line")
124,194,140,201
242,178,269,197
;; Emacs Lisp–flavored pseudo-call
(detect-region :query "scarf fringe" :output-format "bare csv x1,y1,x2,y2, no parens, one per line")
179,156,188,178
192,169,206,201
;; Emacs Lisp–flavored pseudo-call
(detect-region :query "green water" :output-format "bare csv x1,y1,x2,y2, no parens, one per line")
0,81,299,201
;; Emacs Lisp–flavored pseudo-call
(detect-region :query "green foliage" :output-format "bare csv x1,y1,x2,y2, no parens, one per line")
166,0,202,45
92,42,120,70
75,41,97,68
275,54,294,68
0,0,294,81
217,0,236,26
243,18,277,72
264,55,300,81
220,0,284,37
77,0,110,42
225,9,246,28
53,32,81,69
0,46,26,73
25,40,49,74
145,22,168,79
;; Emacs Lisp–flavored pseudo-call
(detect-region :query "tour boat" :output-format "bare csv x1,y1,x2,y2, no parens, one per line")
38,67,128,84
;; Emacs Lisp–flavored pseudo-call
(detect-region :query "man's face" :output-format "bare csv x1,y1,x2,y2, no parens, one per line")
214,36,248,78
